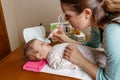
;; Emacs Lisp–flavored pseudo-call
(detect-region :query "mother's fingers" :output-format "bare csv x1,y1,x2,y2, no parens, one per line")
66,44,75,50
64,52,70,60
64,50,70,56
64,44,74,60
64,47,71,53
51,36,63,42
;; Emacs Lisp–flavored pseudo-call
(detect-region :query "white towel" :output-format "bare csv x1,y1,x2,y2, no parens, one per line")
41,64,92,80
23,25,51,43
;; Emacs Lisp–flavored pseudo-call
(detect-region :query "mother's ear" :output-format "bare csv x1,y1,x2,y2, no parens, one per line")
83,8,92,19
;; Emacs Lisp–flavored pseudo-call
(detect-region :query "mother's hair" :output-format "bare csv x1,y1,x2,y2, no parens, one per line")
60,0,120,25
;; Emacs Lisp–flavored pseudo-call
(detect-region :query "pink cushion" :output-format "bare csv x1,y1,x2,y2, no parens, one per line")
23,59,47,72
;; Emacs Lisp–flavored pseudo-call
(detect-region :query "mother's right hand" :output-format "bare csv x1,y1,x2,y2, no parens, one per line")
52,29,70,42
51,25,78,43
52,29,77,44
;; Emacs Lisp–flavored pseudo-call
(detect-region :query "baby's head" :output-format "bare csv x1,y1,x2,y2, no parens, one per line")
24,39,52,61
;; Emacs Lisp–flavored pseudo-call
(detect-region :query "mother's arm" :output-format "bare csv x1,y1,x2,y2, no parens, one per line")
96,23,120,80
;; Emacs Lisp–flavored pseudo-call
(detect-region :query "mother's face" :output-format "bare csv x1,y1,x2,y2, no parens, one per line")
61,3,92,30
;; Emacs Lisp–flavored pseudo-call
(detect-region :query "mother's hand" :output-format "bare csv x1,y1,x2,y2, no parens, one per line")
52,30,69,42
52,29,78,43
64,44,83,65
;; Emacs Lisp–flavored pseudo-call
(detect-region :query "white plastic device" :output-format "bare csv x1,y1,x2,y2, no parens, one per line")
47,15,64,39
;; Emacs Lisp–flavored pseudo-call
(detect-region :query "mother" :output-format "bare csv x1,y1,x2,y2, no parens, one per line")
53,0,120,80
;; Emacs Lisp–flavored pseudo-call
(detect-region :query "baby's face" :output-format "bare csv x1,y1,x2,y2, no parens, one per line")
31,39,52,60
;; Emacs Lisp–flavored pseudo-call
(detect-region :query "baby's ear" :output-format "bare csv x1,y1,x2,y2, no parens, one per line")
35,53,42,60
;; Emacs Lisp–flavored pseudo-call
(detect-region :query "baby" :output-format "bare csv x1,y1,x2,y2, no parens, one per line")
24,39,106,69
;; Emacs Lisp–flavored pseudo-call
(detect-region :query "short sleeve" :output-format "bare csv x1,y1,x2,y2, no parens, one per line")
96,67,110,80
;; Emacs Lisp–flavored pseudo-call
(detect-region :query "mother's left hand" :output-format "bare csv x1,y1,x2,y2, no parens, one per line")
64,44,83,65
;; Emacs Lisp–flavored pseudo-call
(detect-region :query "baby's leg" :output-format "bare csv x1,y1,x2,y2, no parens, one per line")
77,45,96,64
77,45,106,67
93,48,106,68
88,47,106,67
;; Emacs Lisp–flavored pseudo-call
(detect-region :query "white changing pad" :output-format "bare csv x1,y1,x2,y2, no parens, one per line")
41,64,92,80
23,25,51,43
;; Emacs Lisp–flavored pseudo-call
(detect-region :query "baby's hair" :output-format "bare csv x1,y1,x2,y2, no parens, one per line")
24,39,37,61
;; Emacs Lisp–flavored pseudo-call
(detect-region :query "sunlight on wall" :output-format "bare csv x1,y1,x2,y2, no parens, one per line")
1,0,20,51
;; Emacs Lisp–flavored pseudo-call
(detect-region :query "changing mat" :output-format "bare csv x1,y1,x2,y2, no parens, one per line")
23,25,51,43
41,64,92,80
23,62,92,80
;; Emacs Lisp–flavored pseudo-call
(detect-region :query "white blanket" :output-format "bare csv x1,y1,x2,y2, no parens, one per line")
41,64,92,80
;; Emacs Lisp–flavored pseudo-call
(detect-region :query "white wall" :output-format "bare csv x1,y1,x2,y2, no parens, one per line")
13,0,90,43
13,0,63,43
1,0,20,51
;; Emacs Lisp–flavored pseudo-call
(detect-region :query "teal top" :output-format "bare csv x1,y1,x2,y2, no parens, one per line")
83,23,120,80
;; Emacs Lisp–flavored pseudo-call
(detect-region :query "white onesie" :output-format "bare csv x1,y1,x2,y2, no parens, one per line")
47,43,106,69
